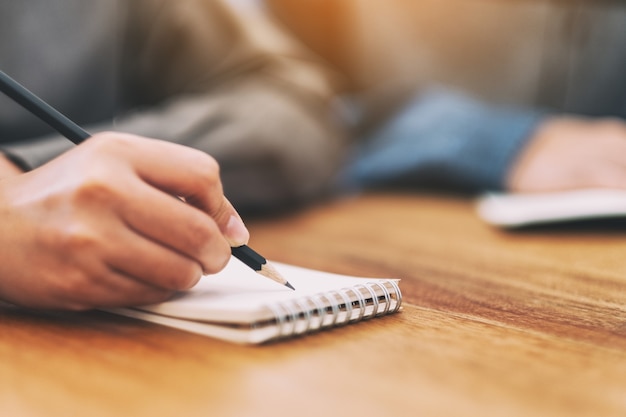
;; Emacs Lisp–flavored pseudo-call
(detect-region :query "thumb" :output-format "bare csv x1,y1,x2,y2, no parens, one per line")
206,195,250,247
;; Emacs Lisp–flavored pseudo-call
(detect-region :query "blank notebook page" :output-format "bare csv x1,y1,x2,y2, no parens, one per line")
108,258,402,343
135,259,399,322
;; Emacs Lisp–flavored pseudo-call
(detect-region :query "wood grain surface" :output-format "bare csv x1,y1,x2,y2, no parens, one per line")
2,192,626,417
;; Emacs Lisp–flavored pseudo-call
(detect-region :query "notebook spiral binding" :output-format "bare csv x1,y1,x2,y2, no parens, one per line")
267,280,402,341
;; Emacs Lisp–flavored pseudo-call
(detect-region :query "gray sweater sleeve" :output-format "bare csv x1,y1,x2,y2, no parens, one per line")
340,87,545,192
1,0,348,212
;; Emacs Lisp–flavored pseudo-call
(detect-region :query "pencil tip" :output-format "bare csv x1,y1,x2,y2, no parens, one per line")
259,262,295,289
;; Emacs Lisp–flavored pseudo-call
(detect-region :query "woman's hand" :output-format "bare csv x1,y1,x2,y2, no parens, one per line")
0,132,249,310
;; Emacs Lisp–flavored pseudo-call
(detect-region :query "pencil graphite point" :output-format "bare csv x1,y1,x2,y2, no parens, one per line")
260,262,295,290
230,245,294,289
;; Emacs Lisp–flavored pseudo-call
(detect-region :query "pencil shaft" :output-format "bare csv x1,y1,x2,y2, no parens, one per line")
0,70,89,144
231,245,265,271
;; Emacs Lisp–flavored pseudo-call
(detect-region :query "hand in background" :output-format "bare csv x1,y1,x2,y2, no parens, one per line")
0,133,249,310
506,117,626,192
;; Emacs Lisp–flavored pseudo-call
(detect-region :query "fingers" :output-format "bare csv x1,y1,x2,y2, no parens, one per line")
99,134,250,246
42,227,203,309
82,133,242,274
14,210,213,310
584,162,626,190
117,176,233,274
64,269,178,309
1,133,248,310
104,220,218,289
17,253,181,310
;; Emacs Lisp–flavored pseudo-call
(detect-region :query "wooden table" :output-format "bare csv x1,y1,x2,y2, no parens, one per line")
2,192,626,417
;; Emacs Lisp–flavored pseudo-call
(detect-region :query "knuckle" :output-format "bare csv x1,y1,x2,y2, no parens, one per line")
71,176,120,207
49,222,101,254
87,132,134,153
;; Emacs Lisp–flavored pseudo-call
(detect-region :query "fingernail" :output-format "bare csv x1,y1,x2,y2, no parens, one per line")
225,215,249,246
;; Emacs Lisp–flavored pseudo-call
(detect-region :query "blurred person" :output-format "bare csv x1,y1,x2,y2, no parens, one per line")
267,0,626,194
0,0,347,309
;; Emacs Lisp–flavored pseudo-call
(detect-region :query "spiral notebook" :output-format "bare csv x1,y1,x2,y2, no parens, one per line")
108,258,402,344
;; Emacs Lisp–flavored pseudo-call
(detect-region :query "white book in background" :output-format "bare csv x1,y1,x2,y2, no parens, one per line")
107,258,402,344
476,189,626,227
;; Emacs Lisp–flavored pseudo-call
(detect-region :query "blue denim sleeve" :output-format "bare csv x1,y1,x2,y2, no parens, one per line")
339,87,545,192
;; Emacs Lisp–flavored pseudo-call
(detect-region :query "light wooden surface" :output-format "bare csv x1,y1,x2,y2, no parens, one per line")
2,192,626,417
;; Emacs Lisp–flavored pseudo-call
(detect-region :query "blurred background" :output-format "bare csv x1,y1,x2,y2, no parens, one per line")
267,0,626,123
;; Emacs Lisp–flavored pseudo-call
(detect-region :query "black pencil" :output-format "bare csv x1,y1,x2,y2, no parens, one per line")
0,69,294,290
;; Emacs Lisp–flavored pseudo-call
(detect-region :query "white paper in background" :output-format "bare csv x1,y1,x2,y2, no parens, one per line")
476,189,626,227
